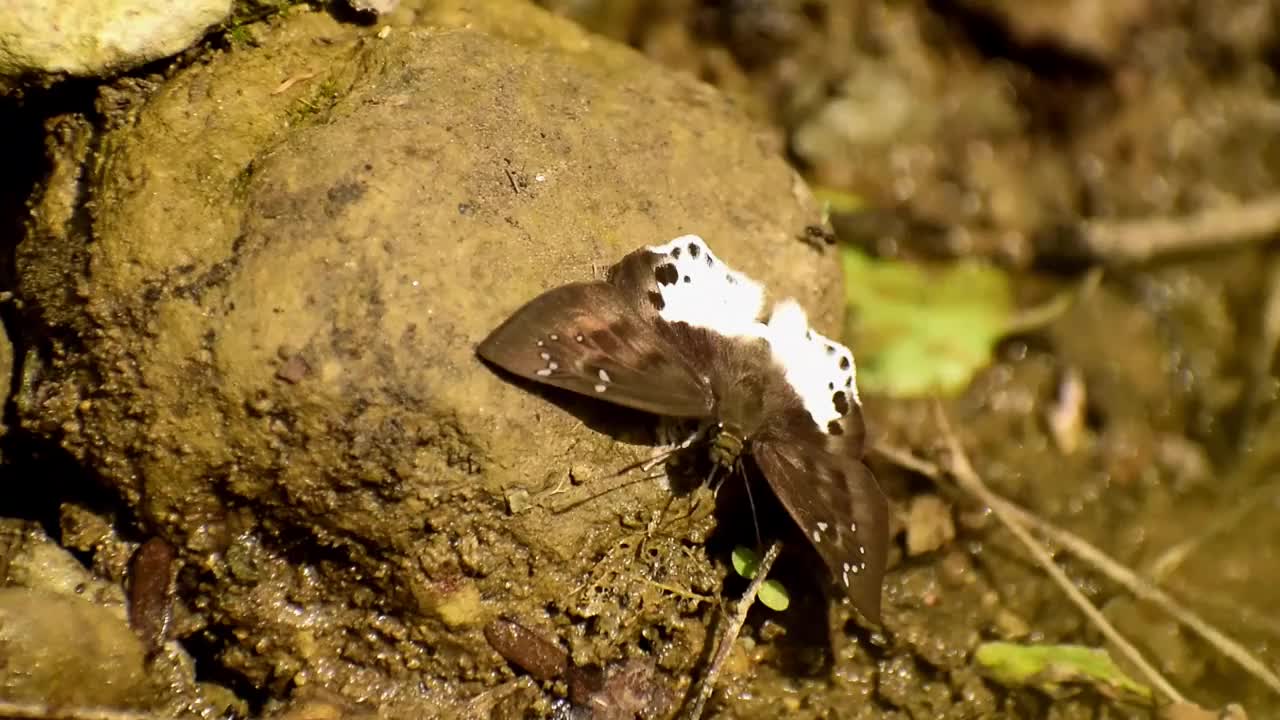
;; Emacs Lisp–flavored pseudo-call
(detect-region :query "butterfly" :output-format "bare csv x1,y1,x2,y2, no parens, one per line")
477,235,889,623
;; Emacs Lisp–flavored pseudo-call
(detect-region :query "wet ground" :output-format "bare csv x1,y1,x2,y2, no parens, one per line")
2,0,1279,718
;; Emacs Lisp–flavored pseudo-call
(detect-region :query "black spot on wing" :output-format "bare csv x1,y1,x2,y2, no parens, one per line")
647,291,665,310
655,263,678,286
827,420,844,435
683,276,691,283
671,246,682,259
832,391,850,415
839,356,851,371
688,242,700,258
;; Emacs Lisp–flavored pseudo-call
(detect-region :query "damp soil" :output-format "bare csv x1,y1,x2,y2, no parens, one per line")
1,0,1278,718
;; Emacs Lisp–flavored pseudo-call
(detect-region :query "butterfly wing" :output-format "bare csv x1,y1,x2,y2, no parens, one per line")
478,281,715,418
762,300,862,443
607,235,767,338
752,411,888,623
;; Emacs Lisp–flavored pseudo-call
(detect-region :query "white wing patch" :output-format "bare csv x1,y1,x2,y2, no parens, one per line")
764,300,860,432
645,235,765,337
643,234,859,433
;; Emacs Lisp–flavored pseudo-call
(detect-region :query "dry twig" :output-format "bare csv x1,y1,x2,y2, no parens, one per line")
682,541,783,720
1236,252,1280,452
875,437,1280,699
930,404,1186,704
1044,194,1280,264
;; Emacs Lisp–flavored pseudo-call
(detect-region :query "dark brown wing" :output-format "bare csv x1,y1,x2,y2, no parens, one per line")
752,411,889,623
478,282,715,418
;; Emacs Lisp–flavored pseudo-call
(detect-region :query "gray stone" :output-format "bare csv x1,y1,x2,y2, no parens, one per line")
0,0,231,79
0,587,153,708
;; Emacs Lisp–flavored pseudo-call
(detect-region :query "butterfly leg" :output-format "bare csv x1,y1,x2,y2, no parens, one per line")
644,421,709,473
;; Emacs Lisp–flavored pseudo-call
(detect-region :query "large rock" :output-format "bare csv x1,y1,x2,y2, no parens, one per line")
0,0,230,79
19,1,838,712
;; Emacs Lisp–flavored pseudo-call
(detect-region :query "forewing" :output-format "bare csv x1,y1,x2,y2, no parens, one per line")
607,235,767,338
752,421,888,623
477,282,715,418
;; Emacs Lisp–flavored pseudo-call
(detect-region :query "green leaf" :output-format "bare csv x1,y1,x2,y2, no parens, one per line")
730,546,790,611
974,641,1152,704
758,579,791,611
731,545,761,579
842,247,1097,397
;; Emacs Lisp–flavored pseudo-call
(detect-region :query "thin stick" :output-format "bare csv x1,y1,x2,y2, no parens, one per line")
1237,252,1280,452
1147,479,1280,581
1055,194,1280,264
931,404,1187,704
682,541,783,720
874,441,1280,698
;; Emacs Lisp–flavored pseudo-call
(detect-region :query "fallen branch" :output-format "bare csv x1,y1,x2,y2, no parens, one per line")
1038,194,1280,264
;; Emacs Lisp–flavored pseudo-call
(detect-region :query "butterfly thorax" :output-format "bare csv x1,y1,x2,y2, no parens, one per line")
707,424,745,470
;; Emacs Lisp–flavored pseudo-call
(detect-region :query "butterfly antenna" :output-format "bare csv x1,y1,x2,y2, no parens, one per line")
544,433,701,514
738,460,764,551
546,471,660,514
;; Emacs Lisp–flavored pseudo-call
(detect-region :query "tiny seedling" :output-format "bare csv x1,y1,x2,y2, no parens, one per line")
731,545,790,611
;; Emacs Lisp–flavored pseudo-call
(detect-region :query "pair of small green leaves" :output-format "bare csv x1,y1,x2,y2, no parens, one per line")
730,546,790,611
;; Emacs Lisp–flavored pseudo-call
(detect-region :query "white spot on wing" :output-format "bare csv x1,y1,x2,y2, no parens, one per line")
594,384,606,393
597,368,611,383
811,529,821,543
817,522,829,531
645,235,765,337
762,299,860,431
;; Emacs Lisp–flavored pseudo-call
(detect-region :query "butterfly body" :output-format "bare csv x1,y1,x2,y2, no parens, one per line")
478,236,888,622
